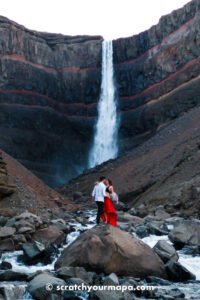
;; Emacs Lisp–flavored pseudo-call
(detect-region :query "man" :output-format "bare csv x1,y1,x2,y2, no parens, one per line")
92,176,107,225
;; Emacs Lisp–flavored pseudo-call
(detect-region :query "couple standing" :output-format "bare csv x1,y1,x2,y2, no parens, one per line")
92,176,118,226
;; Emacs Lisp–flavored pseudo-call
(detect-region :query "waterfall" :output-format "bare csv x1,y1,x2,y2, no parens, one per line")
88,40,119,168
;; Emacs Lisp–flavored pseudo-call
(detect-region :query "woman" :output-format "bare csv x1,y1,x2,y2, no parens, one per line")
101,179,117,226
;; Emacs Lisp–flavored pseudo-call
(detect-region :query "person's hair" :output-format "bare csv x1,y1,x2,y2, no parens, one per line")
99,176,106,182
108,179,113,186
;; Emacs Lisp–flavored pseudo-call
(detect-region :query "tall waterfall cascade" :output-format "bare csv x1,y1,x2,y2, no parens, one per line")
88,40,119,168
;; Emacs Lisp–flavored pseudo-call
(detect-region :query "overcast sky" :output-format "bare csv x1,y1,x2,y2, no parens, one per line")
0,0,190,39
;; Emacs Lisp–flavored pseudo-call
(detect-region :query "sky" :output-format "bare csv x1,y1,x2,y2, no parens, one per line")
0,0,191,39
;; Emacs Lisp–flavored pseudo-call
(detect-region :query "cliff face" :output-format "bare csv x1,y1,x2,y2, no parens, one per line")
113,0,200,150
1,0,200,186
0,16,103,186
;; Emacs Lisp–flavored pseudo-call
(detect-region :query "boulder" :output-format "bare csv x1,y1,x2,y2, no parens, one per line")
56,266,94,284
169,220,200,249
0,261,12,270
28,272,65,300
165,261,196,282
21,241,58,265
0,226,16,238
153,240,179,263
117,212,143,224
32,225,65,247
0,270,28,281
55,225,167,279
0,238,14,251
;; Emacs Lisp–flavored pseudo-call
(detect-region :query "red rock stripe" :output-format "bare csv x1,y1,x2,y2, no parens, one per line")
0,89,97,108
120,56,200,101
120,73,200,114
116,16,195,66
0,54,98,74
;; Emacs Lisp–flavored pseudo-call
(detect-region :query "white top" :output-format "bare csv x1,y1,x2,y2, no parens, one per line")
92,182,106,202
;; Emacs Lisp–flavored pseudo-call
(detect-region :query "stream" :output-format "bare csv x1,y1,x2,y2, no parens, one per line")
0,210,200,299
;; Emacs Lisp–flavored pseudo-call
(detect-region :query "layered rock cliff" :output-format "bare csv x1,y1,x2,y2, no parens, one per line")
1,0,200,186
0,16,103,186
113,0,200,150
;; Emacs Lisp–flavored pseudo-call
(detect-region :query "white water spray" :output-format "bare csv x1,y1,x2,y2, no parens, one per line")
89,40,119,168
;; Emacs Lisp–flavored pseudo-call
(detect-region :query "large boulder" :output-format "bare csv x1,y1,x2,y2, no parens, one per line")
55,225,167,279
169,220,200,249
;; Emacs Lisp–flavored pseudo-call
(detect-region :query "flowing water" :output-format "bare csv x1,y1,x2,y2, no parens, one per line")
89,40,119,168
1,210,200,299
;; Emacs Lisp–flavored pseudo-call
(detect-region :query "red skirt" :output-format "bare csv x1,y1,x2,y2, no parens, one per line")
101,197,117,226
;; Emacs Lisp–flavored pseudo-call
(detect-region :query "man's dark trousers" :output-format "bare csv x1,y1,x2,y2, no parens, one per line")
96,201,104,224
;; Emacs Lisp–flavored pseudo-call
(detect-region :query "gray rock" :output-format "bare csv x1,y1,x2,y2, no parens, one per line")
153,240,179,263
169,220,200,249
135,225,149,238
0,238,14,251
0,270,28,281
57,266,95,284
165,261,196,282
0,227,16,238
55,225,167,279
28,272,65,300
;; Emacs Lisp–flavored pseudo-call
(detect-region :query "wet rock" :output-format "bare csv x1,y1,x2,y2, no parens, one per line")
21,241,59,265
33,225,65,247
135,225,149,238
55,225,167,279
0,261,12,270
181,245,200,256
146,276,171,286
28,272,65,300
165,261,196,282
0,270,28,281
153,240,179,263
0,227,16,238
153,287,185,299
168,220,200,249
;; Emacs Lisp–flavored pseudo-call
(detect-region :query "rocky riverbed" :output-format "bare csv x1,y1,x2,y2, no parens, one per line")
0,207,200,300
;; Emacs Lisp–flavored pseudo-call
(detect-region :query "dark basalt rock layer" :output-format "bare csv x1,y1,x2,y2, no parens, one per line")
113,0,200,151
0,16,103,186
1,0,200,185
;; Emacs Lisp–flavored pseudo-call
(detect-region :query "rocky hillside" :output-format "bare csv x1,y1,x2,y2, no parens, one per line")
0,149,76,215
1,0,200,186
61,105,200,217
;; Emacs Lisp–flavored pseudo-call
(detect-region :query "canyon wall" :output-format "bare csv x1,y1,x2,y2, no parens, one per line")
113,0,200,150
1,0,200,186
0,16,102,186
